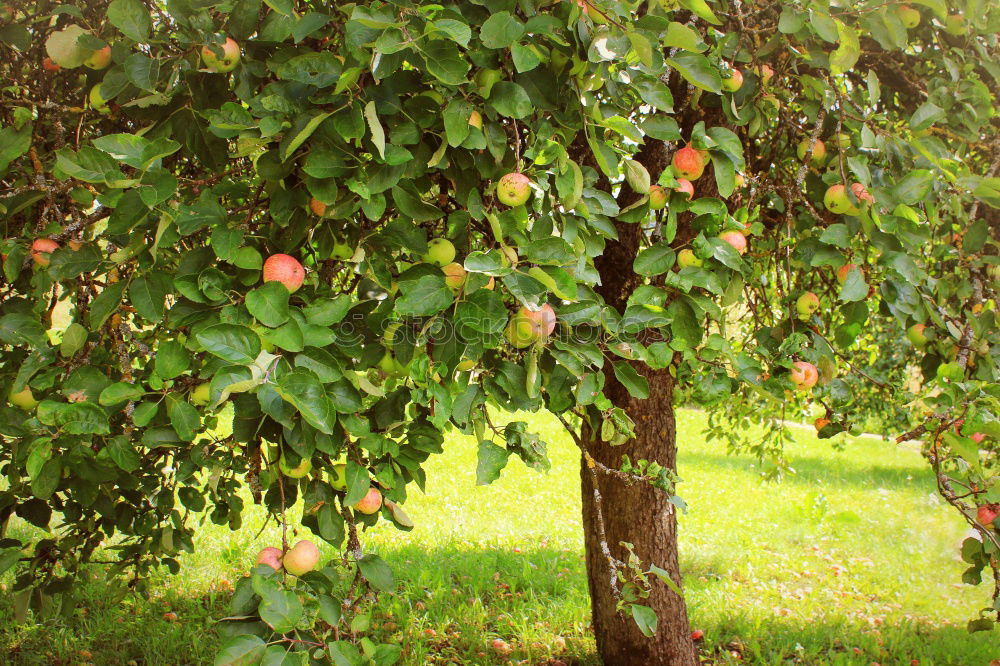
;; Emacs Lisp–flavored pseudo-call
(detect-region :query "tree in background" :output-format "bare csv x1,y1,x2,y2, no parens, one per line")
0,0,997,664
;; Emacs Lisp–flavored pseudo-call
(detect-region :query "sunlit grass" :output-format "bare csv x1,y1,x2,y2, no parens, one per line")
1,408,994,665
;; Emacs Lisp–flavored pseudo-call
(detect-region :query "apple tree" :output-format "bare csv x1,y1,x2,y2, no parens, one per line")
0,0,998,664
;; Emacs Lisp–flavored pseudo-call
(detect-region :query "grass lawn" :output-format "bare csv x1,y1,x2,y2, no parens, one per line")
2,408,996,665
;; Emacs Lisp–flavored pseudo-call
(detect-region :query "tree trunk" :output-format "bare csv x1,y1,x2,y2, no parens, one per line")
570,125,696,665
580,367,695,666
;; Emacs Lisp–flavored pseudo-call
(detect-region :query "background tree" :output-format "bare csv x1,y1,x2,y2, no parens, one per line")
0,0,997,664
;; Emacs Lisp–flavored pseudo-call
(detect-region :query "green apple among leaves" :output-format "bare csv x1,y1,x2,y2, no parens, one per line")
422,238,456,266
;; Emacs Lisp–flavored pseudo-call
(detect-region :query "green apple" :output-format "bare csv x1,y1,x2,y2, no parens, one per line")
329,463,347,491
89,84,110,114
677,249,702,268
721,68,743,92
496,173,532,207
907,323,929,349
896,4,920,28
9,385,39,410
824,184,859,215
796,138,826,165
795,292,820,319
279,453,312,479
201,37,241,73
190,382,211,406
648,185,668,210
423,238,456,267
943,14,965,36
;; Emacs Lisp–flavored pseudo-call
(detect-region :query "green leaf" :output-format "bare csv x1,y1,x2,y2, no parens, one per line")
280,111,333,162
838,266,868,302
666,53,722,93
60,323,88,358
258,588,303,634
624,159,651,194
88,281,126,330
154,341,189,380
197,324,262,365
275,369,336,434
246,282,291,328
0,124,32,174
633,243,676,276
129,274,172,322
317,595,342,626
168,396,200,441
420,41,469,85
45,25,90,68
679,0,720,24
357,554,394,592
443,99,473,147
489,81,532,119
107,0,151,42
99,381,145,406
630,604,657,637
214,634,267,666
830,19,860,76
480,12,524,49
124,53,160,90
476,440,510,485
48,243,103,281
662,22,705,51
55,402,110,434
106,436,140,472
391,186,444,221
396,275,453,316
612,362,649,399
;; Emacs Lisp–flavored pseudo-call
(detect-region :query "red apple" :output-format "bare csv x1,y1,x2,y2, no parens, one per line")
672,143,706,180
718,230,747,255
283,540,320,576
262,254,305,293
836,263,859,285
505,304,557,348
797,138,826,165
82,45,112,70
814,417,830,431
354,487,383,515
789,361,819,391
31,238,59,266
675,179,695,200
976,504,998,527
442,262,466,292
42,57,61,72
308,197,328,217
256,546,283,571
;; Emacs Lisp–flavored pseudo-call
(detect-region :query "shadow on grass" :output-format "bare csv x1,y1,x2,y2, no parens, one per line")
1,541,991,666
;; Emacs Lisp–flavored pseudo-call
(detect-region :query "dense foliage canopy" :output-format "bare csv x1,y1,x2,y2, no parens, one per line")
0,0,998,662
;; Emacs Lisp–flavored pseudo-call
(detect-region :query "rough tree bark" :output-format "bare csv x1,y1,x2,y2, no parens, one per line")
581,370,694,666
577,136,697,665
